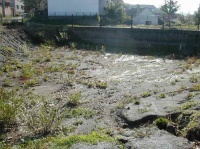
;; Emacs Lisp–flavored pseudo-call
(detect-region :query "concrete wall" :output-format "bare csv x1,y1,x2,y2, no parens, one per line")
48,0,99,16
69,27,200,55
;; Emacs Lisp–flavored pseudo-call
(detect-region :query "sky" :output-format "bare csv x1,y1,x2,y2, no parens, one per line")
123,0,200,14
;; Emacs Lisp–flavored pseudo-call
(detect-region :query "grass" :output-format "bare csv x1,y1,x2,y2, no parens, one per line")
138,108,149,114
53,131,114,148
68,92,81,107
0,88,23,127
15,131,114,149
154,117,169,130
157,93,166,99
141,92,151,98
134,100,140,105
63,108,96,119
190,83,200,92
180,100,199,111
185,93,194,100
189,76,198,83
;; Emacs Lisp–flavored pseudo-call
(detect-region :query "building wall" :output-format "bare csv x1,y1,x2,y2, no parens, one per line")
133,9,158,25
15,0,24,14
99,0,108,15
0,6,14,16
48,0,99,16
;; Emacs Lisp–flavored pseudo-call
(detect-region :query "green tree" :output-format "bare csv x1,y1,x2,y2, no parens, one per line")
161,0,180,14
23,0,47,12
194,10,200,30
161,0,180,27
103,0,127,24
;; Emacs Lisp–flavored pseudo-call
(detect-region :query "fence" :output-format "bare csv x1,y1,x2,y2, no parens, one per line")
0,16,24,25
43,13,200,31
2,12,199,31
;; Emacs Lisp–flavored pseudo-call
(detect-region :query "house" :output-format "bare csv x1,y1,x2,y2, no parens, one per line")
0,0,15,16
0,0,24,16
14,0,24,15
47,0,108,16
126,4,164,25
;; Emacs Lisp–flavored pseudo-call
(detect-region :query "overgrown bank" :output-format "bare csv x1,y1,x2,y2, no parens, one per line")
0,26,200,148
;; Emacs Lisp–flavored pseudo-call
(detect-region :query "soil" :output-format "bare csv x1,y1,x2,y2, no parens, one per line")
0,27,200,149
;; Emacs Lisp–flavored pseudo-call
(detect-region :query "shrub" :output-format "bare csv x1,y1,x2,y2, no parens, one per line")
0,88,23,127
19,93,62,136
68,92,81,107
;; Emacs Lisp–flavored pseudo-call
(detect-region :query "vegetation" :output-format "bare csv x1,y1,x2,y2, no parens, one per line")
160,0,180,15
160,0,180,27
155,117,169,130
141,92,151,98
103,0,129,25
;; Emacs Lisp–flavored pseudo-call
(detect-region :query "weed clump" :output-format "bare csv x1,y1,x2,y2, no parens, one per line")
155,117,169,130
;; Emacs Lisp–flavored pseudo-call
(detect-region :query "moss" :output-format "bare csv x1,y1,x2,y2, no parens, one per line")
53,131,114,148
16,131,114,149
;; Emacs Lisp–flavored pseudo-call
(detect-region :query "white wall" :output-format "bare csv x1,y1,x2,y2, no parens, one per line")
15,0,24,14
133,9,158,25
48,0,99,16
99,0,108,15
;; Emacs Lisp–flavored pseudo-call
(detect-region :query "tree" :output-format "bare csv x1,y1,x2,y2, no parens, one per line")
103,0,128,24
23,0,47,13
161,0,180,27
194,9,200,30
161,0,180,14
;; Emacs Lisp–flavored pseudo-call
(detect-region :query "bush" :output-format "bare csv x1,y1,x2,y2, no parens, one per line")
0,88,23,127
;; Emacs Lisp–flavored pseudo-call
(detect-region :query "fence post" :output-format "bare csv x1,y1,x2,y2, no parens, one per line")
99,15,102,28
72,14,74,27
198,16,200,31
131,14,133,28
162,14,165,30
22,15,24,25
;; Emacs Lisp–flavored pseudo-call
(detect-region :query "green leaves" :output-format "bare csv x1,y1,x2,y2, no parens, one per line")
161,0,180,14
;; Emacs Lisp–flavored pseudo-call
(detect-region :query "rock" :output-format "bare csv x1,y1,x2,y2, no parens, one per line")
129,129,192,149
166,123,177,135
120,130,133,137
71,142,119,149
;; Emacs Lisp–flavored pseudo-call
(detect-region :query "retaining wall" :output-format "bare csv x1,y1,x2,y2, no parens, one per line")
69,27,200,55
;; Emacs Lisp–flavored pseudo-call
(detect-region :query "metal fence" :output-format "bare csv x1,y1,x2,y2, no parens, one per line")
44,13,200,31
3,12,199,31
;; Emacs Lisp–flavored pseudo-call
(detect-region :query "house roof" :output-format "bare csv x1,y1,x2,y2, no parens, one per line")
126,4,163,16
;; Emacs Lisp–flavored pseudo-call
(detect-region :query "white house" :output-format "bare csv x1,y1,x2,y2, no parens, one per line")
48,0,108,17
14,0,24,15
127,5,164,25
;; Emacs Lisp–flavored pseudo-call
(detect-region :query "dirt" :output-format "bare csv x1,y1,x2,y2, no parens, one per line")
1,28,200,148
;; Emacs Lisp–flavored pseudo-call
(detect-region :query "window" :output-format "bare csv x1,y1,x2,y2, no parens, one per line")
16,5,19,9
21,5,24,10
